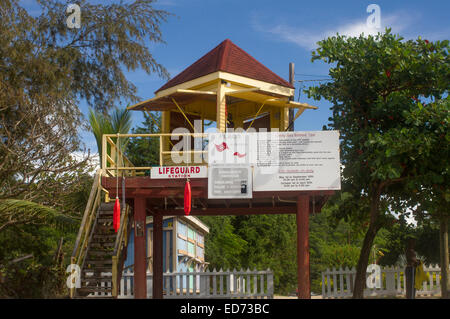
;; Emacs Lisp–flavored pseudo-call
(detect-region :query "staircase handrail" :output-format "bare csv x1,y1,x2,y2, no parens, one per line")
111,204,132,297
69,168,105,298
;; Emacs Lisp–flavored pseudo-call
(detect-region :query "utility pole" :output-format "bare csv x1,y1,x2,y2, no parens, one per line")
288,62,295,131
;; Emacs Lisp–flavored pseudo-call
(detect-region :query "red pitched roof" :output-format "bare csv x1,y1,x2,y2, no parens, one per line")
155,39,294,93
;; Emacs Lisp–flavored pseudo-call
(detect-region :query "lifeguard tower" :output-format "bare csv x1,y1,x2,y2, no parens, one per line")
70,39,337,299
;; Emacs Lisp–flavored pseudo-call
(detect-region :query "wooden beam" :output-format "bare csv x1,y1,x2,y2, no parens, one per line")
218,72,294,97
176,89,217,95
155,206,297,216
297,195,310,299
103,177,335,196
102,177,208,189
281,106,289,131
216,81,226,132
134,197,147,299
153,214,164,299
225,87,260,95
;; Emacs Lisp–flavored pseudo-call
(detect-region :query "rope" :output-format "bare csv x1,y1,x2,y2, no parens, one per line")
171,97,195,131
246,100,268,131
122,176,125,210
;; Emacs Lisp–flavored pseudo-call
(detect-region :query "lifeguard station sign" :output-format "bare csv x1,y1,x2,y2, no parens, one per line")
151,166,207,179
207,131,341,194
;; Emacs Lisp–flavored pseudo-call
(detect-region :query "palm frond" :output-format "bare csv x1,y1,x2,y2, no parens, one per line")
88,107,113,164
111,107,133,150
88,107,133,166
0,199,78,232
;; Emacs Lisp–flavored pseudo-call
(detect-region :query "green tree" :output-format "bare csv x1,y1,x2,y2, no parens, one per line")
0,0,170,296
0,200,78,298
398,97,450,297
379,218,443,267
198,216,247,271
33,0,170,110
1,0,169,200
0,223,76,298
232,215,298,294
126,111,162,171
306,30,449,298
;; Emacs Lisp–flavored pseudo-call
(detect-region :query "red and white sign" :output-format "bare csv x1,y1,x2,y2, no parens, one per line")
150,166,207,179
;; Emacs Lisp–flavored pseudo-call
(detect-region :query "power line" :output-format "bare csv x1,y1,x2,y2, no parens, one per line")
295,73,331,78
295,79,332,102
296,79,332,82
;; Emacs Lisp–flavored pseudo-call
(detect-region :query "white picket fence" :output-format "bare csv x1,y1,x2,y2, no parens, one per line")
322,264,446,298
86,269,273,299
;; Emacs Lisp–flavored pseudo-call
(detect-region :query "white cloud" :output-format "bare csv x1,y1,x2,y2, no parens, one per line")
71,151,100,174
252,13,413,50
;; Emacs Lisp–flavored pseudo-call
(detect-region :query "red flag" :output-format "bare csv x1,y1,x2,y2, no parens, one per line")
215,142,228,152
184,181,191,216
113,197,120,233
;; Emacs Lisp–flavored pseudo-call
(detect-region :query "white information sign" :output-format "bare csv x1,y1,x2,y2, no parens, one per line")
151,166,207,179
208,165,252,199
253,131,341,191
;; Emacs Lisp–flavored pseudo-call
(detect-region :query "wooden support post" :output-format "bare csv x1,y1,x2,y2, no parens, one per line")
112,255,118,297
134,197,147,299
281,107,289,131
288,62,295,130
440,217,449,299
161,111,171,165
296,195,310,299
153,213,164,299
69,256,76,298
216,81,226,132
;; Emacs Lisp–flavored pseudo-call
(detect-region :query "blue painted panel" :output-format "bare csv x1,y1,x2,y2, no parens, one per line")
177,221,187,237
124,225,174,271
177,237,187,252
197,246,204,259
124,228,135,269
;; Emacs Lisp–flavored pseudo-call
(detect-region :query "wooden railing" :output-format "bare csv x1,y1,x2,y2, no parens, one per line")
101,133,208,175
70,168,106,298
321,264,447,298
111,204,132,297
102,134,136,177
84,268,274,299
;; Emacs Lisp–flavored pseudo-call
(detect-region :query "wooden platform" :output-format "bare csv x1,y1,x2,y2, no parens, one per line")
102,175,333,300
102,176,333,216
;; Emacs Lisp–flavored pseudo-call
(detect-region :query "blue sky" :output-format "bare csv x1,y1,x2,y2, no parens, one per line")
20,0,450,154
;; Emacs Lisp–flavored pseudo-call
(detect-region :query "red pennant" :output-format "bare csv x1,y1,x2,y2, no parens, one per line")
113,197,120,233
215,142,228,152
184,181,191,216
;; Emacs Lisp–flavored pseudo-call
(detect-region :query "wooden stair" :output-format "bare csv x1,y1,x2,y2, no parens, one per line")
75,202,127,298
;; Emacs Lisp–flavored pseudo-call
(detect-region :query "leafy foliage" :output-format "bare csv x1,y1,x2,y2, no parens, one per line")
126,111,162,171
0,222,75,298
1,0,169,201
31,0,170,109
198,216,247,271
231,215,298,294
306,29,449,297
0,0,170,297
